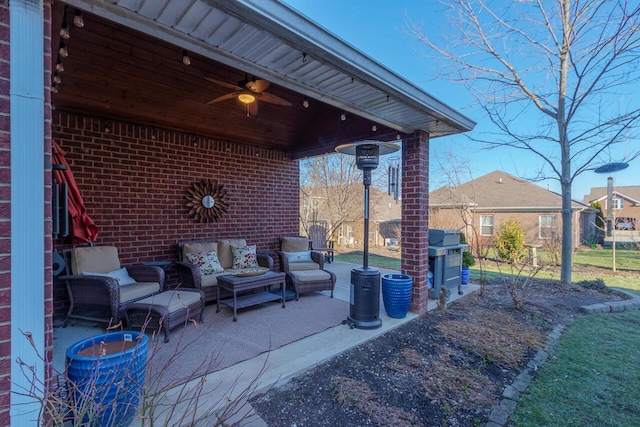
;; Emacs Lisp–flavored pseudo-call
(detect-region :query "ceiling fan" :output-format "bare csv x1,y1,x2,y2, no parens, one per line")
204,74,292,116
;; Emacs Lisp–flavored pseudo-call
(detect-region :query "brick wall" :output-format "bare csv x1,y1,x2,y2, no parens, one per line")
52,111,300,320
0,1,10,420
400,131,430,315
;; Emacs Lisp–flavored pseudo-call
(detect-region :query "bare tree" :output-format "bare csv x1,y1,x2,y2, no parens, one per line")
411,0,640,284
300,154,364,240
300,154,393,247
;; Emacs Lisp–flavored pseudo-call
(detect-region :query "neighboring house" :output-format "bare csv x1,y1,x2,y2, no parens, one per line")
583,185,640,231
301,185,401,248
429,171,596,250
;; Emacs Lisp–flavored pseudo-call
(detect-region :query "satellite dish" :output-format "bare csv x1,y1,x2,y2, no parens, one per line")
593,162,629,174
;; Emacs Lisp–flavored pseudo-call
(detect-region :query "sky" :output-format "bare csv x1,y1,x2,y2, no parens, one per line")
282,0,638,201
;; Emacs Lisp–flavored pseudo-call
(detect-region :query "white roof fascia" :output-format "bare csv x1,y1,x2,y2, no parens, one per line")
218,0,476,134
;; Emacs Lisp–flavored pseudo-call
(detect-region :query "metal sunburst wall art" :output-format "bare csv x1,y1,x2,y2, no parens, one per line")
186,179,229,223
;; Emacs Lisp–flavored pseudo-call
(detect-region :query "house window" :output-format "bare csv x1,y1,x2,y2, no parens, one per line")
346,225,355,246
480,215,494,236
612,198,624,209
539,215,558,239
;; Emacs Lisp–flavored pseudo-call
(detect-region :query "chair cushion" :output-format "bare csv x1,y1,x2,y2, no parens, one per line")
182,241,217,262
281,251,312,263
72,246,120,275
288,261,320,271
290,270,331,282
135,290,201,314
119,282,160,303
217,239,247,269
281,236,309,252
200,273,220,288
83,267,136,286
231,244,259,269
186,250,224,275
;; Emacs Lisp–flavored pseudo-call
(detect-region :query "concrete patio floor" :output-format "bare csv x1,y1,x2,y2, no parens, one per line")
52,261,479,426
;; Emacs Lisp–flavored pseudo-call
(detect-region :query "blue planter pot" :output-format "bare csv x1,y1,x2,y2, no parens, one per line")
461,267,470,285
381,274,413,318
66,331,148,426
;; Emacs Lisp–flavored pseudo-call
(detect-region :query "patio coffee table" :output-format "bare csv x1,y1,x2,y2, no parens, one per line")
125,289,204,343
216,270,286,321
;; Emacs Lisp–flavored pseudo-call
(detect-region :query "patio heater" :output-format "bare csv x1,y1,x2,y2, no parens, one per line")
336,141,399,329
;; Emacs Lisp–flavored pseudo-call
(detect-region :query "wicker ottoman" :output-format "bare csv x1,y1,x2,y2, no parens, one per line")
126,289,204,343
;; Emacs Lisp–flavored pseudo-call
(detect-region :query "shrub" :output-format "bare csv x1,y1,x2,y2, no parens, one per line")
493,218,526,263
462,250,476,267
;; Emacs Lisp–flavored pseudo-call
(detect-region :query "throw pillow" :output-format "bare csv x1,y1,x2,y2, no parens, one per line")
282,251,313,263
186,250,225,275
83,267,137,286
231,245,259,269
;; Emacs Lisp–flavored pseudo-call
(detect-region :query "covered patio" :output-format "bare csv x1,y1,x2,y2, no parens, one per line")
53,260,479,425
5,0,474,423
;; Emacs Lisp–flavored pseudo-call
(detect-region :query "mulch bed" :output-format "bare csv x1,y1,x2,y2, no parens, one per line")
250,279,628,426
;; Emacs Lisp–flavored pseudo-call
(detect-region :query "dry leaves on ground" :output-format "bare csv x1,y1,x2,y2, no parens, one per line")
251,279,628,426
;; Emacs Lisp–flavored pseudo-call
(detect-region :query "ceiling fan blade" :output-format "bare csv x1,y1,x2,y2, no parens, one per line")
246,79,271,93
260,92,292,106
206,92,237,105
204,77,242,91
248,101,259,117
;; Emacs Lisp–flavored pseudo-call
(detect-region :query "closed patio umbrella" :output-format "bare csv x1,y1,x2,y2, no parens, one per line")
52,140,98,245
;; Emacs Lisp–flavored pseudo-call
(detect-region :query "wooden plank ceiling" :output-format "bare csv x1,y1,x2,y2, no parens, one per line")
50,3,398,158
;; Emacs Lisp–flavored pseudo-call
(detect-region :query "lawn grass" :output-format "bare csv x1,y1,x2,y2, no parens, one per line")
334,252,402,270
575,248,640,271
335,248,640,293
511,310,640,427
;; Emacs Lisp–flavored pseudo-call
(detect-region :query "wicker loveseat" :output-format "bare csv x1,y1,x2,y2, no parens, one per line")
61,246,165,327
175,238,274,303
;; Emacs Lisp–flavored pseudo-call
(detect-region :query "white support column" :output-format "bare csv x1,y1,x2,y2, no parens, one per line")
10,1,45,424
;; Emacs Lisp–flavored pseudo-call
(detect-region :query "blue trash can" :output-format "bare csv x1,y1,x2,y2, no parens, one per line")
381,273,413,318
66,331,148,426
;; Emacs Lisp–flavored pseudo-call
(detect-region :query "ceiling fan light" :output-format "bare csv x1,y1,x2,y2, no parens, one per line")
238,93,256,104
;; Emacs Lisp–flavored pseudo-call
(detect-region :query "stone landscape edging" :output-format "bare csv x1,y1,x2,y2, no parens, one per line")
485,289,640,427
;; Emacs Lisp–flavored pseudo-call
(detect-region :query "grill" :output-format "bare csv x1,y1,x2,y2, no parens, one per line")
428,229,468,300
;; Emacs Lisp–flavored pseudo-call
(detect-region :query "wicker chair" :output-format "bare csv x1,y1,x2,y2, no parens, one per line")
278,236,336,300
60,246,164,327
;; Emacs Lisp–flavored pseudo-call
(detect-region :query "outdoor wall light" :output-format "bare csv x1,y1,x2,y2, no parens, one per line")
74,9,85,28
60,6,70,39
372,124,377,132
340,112,347,121
58,40,68,58
53,72,62,85
182,50,191,66
55,57,64,73
303,97,309,108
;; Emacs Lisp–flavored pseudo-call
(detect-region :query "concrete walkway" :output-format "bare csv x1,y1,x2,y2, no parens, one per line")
167,262,478,426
